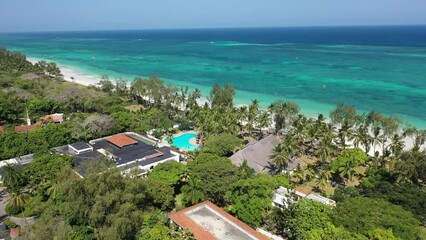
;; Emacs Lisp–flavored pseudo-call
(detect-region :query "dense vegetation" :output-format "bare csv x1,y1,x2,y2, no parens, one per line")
1,47,425,239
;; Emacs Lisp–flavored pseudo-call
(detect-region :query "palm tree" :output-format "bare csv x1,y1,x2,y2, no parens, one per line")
190,88,202,105
316,137,334,164
413,130,426,152
395,150,426,185
46,183,60,200
316,171,331,191
247,99,259,136
337,122,353,150
257,111,272,136
352,125,366,149
338,161,357,185
179,169,191,184
1,164,22,192
320,123,337,143
372,126,382,155
269,143,289,173
378,134,388,158
389,134,404,157
268,100,300,131
182,179,205,206
239,159,255,179
7,189,30,212
292,165,305,184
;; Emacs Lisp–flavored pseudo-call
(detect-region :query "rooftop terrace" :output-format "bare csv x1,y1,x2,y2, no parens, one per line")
169,201,268,240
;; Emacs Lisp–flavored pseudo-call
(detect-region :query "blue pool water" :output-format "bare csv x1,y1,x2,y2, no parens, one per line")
165,132,200,151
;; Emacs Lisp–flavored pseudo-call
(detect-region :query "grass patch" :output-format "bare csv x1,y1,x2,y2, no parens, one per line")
125,104,144,112
174,194,185,211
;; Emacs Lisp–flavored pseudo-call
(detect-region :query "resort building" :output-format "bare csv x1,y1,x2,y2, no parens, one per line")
41,113,64,123
273,186,336,208
12,113,64,133
14,124,38,132
169,201,269,240
65,133,182,177
229,135,299,174
229,135,279,174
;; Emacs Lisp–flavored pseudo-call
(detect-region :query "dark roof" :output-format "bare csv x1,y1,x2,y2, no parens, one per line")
91,139,174,166
72,136,177,176
73,151,107,177
134,147,175,167
69,142,93,151
107,134,137,148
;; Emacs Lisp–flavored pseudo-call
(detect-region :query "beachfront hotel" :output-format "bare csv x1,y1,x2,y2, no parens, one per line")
65,132,184,177
0,132,185,180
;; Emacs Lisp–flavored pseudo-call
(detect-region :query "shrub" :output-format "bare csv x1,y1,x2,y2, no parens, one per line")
5,203,22,216
152,129,164,139
4,219,17,229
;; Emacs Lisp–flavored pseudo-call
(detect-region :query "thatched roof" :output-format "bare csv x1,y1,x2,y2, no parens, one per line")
229,135,280,174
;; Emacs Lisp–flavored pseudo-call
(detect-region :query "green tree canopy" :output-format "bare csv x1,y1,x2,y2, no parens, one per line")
304,222,367,240
287,198,333,239
226,174,277,227
28,98,60,118
332,197,420,239
148,161,188,191
330,102,360,127
188,153,240,205
209,84,235,108
202,133,242,157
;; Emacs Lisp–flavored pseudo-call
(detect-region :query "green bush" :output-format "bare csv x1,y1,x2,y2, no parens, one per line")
152,129,164,139
5,203,22,216
22,206,37,217
4,219,17,229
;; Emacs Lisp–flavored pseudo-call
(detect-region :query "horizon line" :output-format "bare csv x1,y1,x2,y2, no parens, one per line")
1,23,426,34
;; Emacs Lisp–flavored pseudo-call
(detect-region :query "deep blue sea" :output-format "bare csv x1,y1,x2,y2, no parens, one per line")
0,26,425,128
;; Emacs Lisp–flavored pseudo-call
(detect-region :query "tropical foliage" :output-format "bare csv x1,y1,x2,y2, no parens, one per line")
0,47,425,240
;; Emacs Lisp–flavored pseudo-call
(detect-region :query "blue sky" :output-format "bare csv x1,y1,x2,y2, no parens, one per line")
1,0,425,32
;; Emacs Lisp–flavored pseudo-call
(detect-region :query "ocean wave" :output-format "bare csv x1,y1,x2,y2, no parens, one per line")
186,41,291,47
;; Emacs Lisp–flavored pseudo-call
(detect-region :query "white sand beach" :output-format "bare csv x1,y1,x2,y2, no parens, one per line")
26,57,423,154
28,57,99,86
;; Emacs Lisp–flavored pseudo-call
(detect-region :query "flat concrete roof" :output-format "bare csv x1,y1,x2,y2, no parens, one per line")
169,201,268,240
69,142,92,151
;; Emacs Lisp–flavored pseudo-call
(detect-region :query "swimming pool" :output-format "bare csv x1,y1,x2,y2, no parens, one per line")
165,132,200,151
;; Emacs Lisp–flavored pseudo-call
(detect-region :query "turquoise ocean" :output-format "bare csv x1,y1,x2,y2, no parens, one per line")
0,26,425,128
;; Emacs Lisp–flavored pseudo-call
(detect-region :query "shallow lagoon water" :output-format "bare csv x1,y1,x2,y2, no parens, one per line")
1,26,425,128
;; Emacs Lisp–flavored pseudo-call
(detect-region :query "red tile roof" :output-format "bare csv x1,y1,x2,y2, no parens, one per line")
169,201,268,240
42,114,63,123
107,134,138,148
0,125,4,133
15,125,38,132
9,227,20,238
145,150,164,159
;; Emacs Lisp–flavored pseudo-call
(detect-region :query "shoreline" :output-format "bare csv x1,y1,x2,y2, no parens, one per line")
27,57,426,152
26,56,426,130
